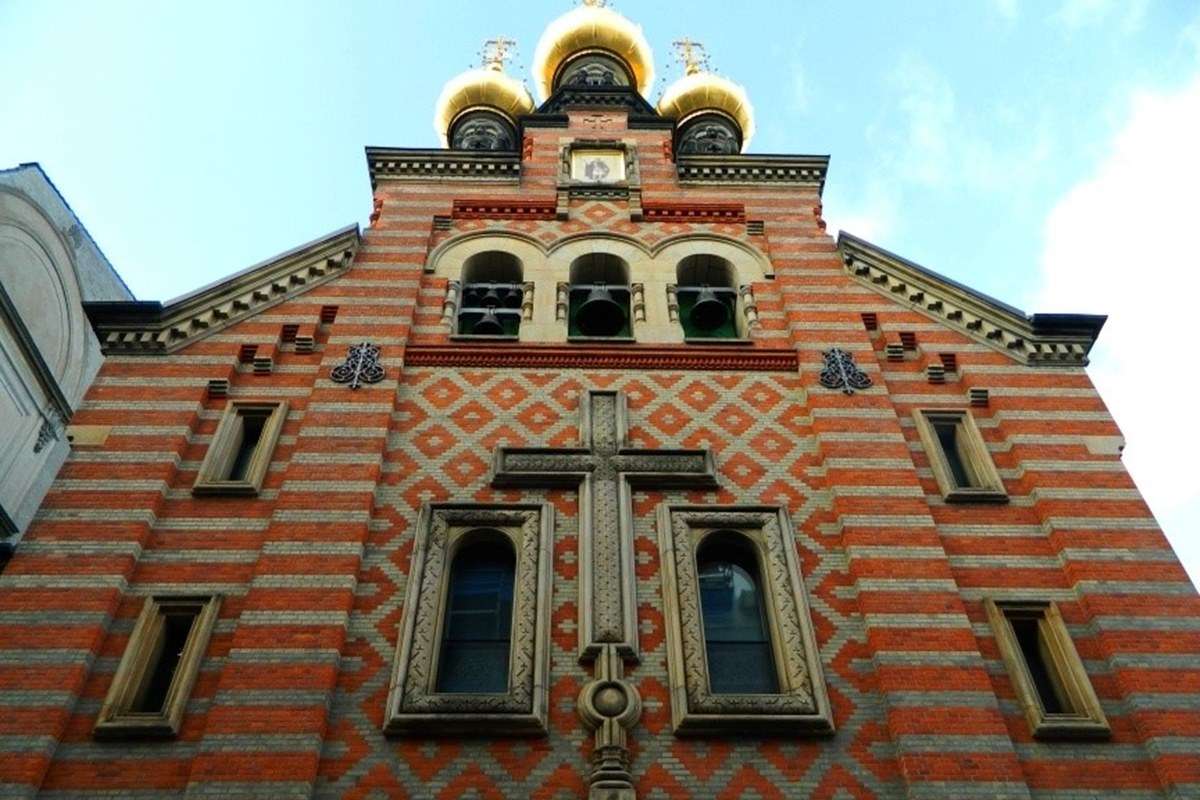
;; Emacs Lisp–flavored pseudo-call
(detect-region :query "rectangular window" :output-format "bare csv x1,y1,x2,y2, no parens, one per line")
985,599,1109,740
914,409,1007,502
94,595,220,739
193,401,287,496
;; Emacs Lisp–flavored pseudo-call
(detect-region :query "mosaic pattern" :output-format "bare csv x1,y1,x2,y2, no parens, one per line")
314,369,901,798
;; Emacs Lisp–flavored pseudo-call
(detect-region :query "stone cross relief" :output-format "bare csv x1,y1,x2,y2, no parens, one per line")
491,389,718,800
492,389,717,660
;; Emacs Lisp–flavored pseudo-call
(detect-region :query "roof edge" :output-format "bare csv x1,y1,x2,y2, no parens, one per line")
85,224,360,355
838,231,1104,366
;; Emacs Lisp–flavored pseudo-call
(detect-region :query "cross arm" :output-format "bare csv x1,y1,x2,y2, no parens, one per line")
491,447,594,488
615,449,719,489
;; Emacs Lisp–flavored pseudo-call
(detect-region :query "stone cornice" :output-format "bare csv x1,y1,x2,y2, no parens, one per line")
366,147,521,188
403,343,799,372
676,154,829,193
84,225,360,355
534,85,658,116
838,232,1105,367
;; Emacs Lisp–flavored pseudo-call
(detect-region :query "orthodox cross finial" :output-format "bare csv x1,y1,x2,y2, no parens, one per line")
673,37,710,76
480,36,517,71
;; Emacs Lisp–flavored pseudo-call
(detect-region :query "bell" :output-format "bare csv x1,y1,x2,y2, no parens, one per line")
689,285,730,332
501,286,523,308
471,307,505,336
480,286,503,308
576,283,627,337
463,286,485,307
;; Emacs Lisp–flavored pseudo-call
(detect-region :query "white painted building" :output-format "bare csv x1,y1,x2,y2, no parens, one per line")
0,163,131,553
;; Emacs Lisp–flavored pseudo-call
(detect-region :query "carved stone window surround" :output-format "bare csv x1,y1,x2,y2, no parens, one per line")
913,408,1007,503
94,594,221,739
985,599,1110,740
385,502,553,736
192,401,288,496
656,504,834,735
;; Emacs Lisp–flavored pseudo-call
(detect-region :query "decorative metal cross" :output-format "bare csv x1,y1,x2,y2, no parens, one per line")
330,342,385,390
672,37,710,76
480,36,516,71
819,347,873,395
492,390,717,662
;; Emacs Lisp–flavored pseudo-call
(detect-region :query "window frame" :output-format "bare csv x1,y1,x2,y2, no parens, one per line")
385,503,553,736
94,594,221,740
914,408,1007,503
985,599,1110,740
657,504,834,735
192,401,288,496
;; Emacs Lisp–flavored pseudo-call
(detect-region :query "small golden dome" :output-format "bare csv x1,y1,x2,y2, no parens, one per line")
433,43,535,147
658,67,756,152
532,1,655,102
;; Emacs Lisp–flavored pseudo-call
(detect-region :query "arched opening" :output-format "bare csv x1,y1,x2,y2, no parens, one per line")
555,50,633,91
458,251,524,337
568,253,632,339
696,532,778,694
676,113,743,156
436,531,516,694
449,110,518,152
676,254,740,340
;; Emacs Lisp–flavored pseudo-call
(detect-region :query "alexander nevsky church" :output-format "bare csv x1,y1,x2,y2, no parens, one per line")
1,2,1197,798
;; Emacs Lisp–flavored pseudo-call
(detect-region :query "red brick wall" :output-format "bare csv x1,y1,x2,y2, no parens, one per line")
0,109,1196,799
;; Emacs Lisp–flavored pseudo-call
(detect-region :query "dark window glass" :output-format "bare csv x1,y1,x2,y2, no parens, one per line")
697,534,777,694
1011,616,1066,714
934,420,974,488
134,612,197,713
227,413,267,482
436,536,516,694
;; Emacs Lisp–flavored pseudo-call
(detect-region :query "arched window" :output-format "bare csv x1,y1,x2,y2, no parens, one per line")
556,51,633,90
436,533,516,694
568,253,632,339
450,110,518,152
458,252,524,338
696,532,777,694
676,254,740,340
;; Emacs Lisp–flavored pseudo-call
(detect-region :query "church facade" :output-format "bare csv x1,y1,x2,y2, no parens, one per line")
1,3,1198,799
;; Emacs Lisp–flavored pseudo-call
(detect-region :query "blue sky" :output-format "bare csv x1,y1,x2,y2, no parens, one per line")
2,0,1197,585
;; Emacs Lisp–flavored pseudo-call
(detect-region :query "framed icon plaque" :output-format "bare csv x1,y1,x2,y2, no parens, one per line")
570,149,626,184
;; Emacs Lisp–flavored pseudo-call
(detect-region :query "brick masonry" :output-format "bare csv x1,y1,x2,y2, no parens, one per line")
0,109,1197,799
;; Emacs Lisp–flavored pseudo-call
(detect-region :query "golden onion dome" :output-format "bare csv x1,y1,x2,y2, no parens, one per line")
657,49,755,152
532,1,655,102
433,42,535,147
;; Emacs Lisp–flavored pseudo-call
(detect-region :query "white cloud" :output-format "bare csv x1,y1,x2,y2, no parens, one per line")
1034,72,1200,587
1057,0,1150,31
991,0,1019,21
826,180,898,243
887,56,956,186
830,55,1054,241
791,63,809,114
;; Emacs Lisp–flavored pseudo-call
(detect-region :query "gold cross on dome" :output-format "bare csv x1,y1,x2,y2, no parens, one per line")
673,37,710,76
480,37,516,71
581,0,608,8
